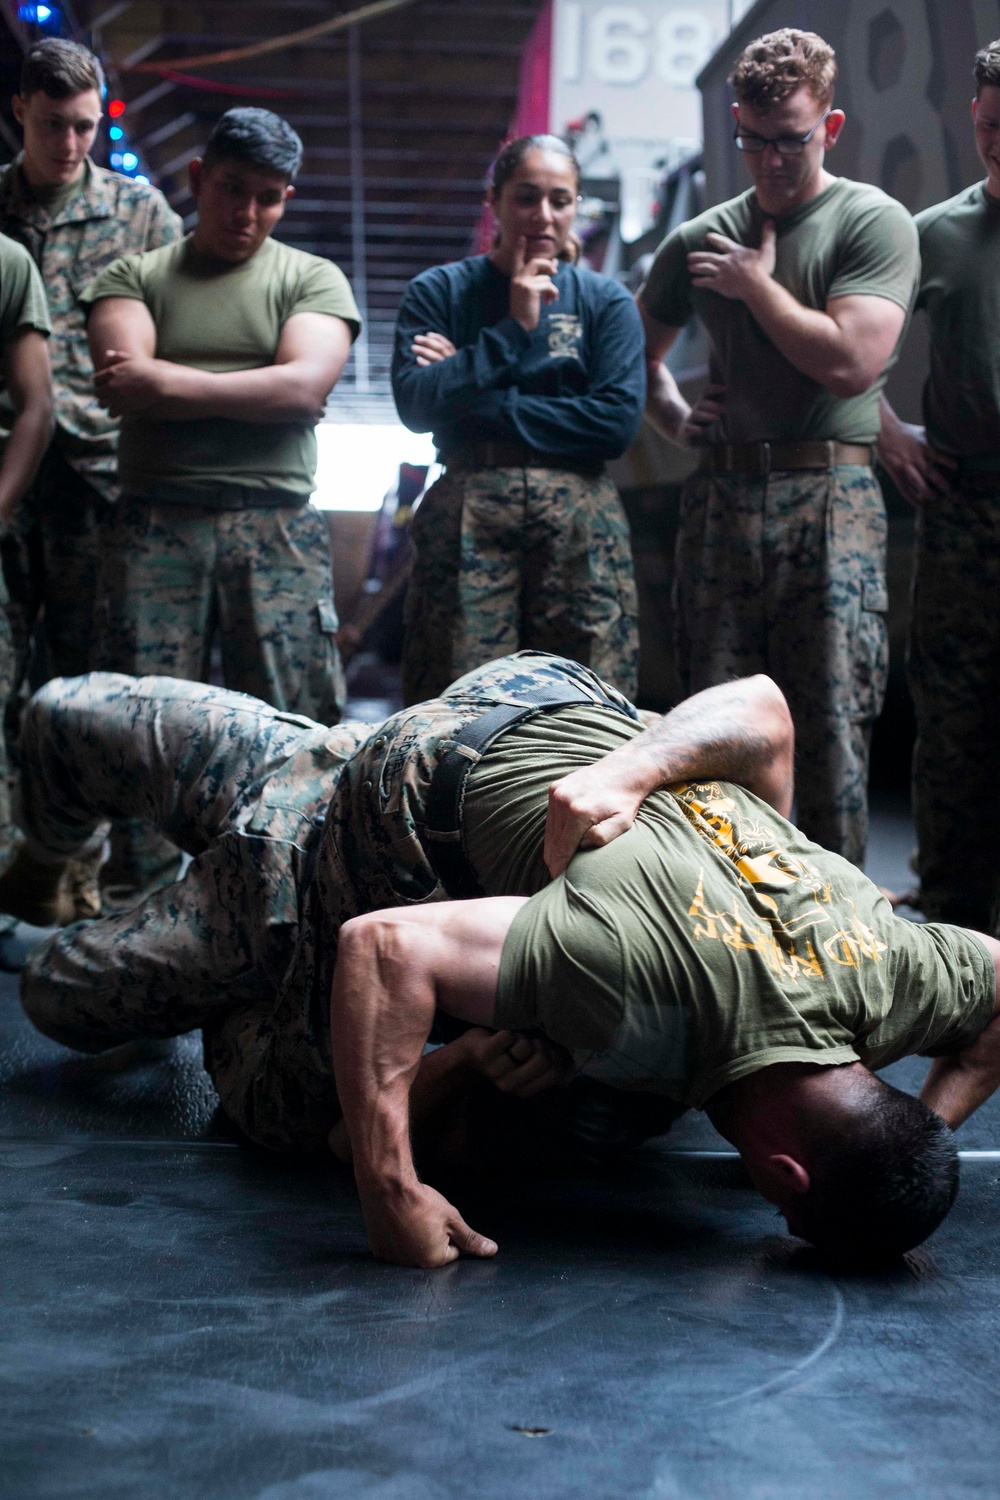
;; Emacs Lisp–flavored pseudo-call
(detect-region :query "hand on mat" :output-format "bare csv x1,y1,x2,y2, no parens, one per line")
460,1028,572,1097
93,349,166,415
360,1178,498,1269
544,761,646,876
412,331,457,366
687,220,777,300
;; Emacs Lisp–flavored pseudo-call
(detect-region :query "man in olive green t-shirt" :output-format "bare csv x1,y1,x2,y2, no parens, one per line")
0,231,52,955
639,29,918,869
879,42,1000,934
82,106,360,902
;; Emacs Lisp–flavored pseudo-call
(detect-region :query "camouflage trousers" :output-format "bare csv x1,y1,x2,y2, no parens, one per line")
92,495,346,898
20,653,635,1151
909,479,1000,929
94,496,345,720
0,565,15,878
674,465,888,867
0,446,107,760
402,466,639,707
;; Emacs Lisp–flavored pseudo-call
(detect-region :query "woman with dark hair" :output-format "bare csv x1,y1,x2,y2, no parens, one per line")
392,134,645,705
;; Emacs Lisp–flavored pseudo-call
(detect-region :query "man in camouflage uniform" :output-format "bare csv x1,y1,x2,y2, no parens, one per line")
0,40,181,920
10,653,642,1151
878,41,1000,933
639,29,918,866
0,40,180,724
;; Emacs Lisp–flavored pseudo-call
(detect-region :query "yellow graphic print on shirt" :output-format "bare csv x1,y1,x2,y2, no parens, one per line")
672,782,887,982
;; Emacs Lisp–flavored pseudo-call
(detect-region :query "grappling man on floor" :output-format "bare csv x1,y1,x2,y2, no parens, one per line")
5,652,1000,1269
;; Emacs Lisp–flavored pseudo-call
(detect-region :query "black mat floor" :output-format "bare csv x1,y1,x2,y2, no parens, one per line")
3,800,999,1498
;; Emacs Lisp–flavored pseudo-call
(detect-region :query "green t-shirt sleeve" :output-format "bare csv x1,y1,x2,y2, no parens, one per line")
0,235,51,341
860,923,997,1070
288,258,361,341
639,226,694,328
495,875,625,1051
825,196,919,310
80,252,147,306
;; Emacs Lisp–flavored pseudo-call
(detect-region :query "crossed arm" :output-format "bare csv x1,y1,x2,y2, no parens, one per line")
639,223,906,446
87,297,353,423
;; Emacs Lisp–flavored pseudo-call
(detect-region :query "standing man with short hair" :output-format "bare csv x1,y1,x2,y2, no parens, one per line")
83,107,359,898
879,42,1000,932
639,29,919,866
0,38,181,920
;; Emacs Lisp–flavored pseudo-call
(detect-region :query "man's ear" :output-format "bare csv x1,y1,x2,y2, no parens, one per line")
768,1153,810,1195
731,101,740,125
188,157,203,200
11,94,24,127
284,183,295,202
825,109,847,147
973,96,980,122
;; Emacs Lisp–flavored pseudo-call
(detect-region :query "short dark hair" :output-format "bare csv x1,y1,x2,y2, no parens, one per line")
975,40,1000,95
796,1078,959,1264
202,107,303,182
20,39,104,100
729,28,837,111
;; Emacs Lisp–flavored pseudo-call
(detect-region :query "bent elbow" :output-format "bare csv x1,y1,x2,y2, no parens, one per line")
824,366,880,400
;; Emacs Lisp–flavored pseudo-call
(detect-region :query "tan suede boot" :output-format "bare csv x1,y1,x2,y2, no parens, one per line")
60,854,103,921
0,842,75,928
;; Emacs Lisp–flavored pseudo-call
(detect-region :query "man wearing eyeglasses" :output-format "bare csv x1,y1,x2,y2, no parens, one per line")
636,29,918,870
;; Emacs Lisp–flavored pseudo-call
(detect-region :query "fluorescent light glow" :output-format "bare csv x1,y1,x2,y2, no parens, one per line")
109,152,123,168
36,4,51,18
109,125,123,140
122,152,139,170
312,423,438,512
135,174,150,185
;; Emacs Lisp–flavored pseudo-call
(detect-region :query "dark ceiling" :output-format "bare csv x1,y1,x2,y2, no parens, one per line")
2,0,545,413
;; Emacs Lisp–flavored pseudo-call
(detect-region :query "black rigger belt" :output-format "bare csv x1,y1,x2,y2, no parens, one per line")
423,681,635,898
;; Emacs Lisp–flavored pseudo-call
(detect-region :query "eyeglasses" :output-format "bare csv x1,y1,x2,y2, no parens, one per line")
733,109,831,156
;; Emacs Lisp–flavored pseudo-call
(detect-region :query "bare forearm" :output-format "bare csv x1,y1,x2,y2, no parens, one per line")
142,360,328,422
919,1056,995,1130
0,399,53,521
644,361,691,443
614,676,793,814
329,926,432,1194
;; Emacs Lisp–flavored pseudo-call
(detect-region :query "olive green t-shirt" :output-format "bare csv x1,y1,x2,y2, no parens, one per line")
472,709,994,1107
915,182,1000,457
640,177,919,444
83,234,361,503
0,229,51,426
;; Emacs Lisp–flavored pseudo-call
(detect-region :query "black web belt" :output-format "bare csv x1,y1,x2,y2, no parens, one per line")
423,682,635,899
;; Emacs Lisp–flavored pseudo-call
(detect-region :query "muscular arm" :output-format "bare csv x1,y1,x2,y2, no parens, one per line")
637,300,726,449
919,934,1000,1130
544,674,794,876
0,328,53,523
89,298,353,423
330,897,527,1267
688,225,905,398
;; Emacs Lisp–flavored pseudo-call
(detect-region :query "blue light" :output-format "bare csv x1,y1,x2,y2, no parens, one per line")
109,152,123,168
18,3,59,20
135,174,150,185
109,125,123,141
122,152,138,170
36,4,51,18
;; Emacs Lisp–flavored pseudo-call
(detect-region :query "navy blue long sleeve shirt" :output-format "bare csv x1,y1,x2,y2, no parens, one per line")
391,255,646,462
